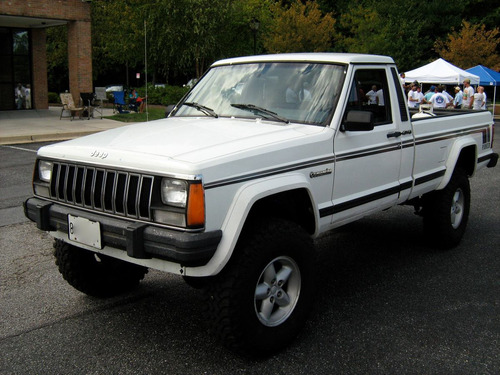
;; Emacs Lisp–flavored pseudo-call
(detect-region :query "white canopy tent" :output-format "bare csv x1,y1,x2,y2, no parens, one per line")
404,58,480,85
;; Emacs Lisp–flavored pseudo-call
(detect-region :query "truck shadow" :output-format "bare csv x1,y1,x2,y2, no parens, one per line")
86,206,445,362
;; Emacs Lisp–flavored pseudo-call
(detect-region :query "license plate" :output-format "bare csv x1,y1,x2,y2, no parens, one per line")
68,214,102,249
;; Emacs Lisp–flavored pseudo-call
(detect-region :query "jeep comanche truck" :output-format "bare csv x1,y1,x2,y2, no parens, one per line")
24,53,498,355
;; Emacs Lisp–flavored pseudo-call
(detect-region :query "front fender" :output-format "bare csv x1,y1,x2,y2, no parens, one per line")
185,173,316,276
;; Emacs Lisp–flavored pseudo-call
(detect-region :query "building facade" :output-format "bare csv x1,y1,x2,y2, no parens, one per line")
0,0,92,110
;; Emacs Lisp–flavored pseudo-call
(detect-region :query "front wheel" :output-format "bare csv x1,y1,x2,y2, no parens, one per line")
423,168,471,248
205,219,316,356
54,239,148,298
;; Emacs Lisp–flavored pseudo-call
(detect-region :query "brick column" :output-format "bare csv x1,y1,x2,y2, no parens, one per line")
31,28,49,109
67,20,92,104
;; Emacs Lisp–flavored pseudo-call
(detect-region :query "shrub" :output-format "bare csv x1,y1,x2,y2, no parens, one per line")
136,85,189,106
48,92,60,104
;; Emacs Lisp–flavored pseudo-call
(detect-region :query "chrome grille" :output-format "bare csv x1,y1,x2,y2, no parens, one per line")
49,162,154,220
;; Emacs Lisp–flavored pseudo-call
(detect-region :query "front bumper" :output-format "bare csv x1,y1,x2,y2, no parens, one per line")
24,197,221,267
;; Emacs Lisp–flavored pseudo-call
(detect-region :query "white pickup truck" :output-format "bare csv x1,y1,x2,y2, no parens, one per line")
25,53,498,355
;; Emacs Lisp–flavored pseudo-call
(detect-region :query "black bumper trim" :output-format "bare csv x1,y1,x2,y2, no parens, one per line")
24,197,222,267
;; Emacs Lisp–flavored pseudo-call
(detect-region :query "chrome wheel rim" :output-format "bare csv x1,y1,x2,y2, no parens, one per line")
451,188,465,229
254,256,301,327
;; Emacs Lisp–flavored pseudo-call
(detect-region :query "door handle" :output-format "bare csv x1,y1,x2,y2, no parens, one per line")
387,131,401,138
387,130,412,138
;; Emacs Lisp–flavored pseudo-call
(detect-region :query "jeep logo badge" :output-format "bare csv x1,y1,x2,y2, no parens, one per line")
90,150,108,159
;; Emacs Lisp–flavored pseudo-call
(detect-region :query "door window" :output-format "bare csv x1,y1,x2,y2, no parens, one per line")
345,69,392,125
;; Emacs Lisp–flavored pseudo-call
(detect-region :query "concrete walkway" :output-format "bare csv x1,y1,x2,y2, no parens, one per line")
0,106,130,145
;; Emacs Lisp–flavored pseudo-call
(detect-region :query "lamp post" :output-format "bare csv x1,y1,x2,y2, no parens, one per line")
250,18,260,55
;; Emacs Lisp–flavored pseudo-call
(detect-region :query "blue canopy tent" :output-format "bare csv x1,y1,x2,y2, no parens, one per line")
466,65,500,116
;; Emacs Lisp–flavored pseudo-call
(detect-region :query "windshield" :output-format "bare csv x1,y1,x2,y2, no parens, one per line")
173,62,346,126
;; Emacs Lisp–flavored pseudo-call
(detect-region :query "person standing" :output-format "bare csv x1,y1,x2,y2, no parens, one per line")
429,85,450,109
462,79,474,109
376,87,385,106
423,85,436,103
24,84,31,109
416,86,425,108
452,86,463,109
407,84,419,108
473,86,485,110
15,83,25,110
479,86,487,109
442,85,453,102
400,73,409,93
366,85,378,105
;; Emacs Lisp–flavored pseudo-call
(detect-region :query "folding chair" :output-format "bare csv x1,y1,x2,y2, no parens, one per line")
80,92,96,120
128,98,139,112
93,87,107,119
59,93,85,121
112,91,129,114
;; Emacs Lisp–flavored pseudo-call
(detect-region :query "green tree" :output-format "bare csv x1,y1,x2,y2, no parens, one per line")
463,0,500,31
263,1,336,53
336,5,389,54
320,0,478,71
146,0,232,80
372,1,426,71
46,26,68,92
219,0,273,57
91,0,146,87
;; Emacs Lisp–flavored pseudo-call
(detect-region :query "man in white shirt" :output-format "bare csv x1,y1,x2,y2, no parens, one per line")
429,85,450,109
442,85,453,102
366,85,378,105
376,88,384,106
473,86,485,110
407,84,419,108
462,79,474,109
416,86,425,106
479,86,487,109
400,73,409,92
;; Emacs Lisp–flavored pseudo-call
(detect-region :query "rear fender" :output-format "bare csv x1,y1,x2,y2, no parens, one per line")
437,138,477,190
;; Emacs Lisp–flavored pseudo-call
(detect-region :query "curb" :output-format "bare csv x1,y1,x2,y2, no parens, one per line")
0,131,103,146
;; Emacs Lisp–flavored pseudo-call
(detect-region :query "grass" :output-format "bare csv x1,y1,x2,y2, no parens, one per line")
104,106,166,122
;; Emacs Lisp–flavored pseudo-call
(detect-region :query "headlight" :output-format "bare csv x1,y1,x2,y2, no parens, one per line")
161,178,187,207
38,160,53,182
156,178,205,228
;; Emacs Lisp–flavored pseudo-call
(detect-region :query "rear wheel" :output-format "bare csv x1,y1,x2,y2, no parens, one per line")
423,168,470,248
205,219,316,356
54,239,148,298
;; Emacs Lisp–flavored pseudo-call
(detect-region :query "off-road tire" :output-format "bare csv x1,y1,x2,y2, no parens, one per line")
204,218,316,356
183,275,212,289
423,168,470,249
54,239,148,298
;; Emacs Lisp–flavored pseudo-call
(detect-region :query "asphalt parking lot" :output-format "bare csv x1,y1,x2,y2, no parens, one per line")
0,141,499,374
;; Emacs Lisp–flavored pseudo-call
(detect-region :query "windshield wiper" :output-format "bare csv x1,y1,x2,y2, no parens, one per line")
182,102,218,118
231,103,289,124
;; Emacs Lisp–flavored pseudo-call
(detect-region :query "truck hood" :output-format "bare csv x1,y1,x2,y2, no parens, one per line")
38,117,327,175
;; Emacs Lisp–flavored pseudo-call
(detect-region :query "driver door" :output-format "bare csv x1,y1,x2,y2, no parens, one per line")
330,66,403,226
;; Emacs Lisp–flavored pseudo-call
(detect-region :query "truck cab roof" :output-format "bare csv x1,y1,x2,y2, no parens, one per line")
212,53,395,67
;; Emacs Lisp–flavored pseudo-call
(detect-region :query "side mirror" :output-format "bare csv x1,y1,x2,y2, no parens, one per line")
165,104,176,117
342,110,374,132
